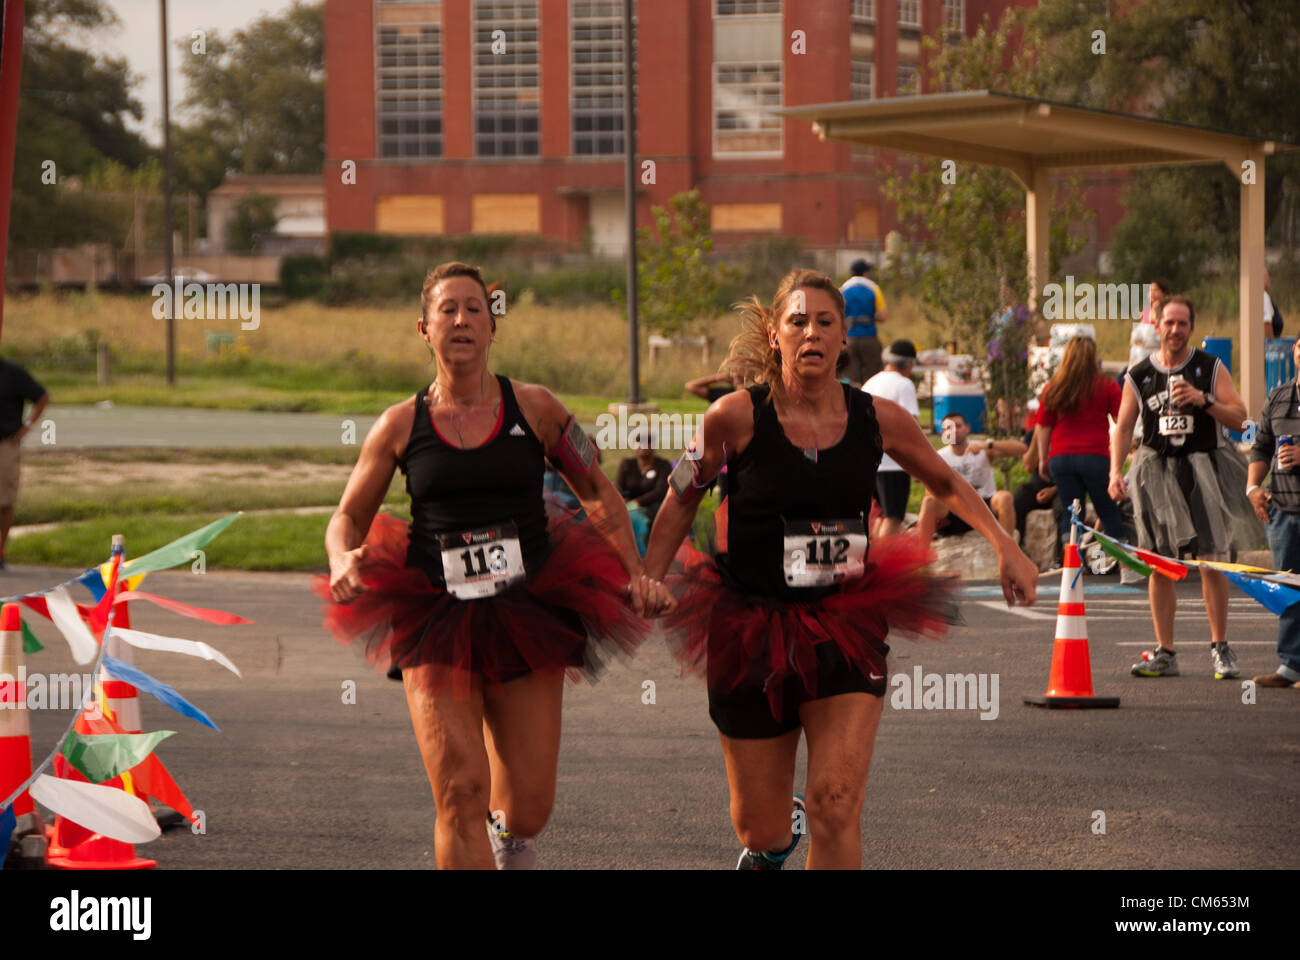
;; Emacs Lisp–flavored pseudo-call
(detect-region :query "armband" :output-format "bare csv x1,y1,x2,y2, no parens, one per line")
669,454,702,500
553,416,596,474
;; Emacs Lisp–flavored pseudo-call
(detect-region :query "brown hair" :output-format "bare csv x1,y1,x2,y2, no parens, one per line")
1042,336,1100,414
1158,294,1195,327
420,261,495,333
724,268,846,406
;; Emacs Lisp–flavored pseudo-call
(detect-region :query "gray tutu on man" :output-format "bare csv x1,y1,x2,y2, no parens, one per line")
1128,442,1266,558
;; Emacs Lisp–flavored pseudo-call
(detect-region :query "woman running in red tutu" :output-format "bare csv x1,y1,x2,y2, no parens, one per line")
316,261,669,870
642,268,1038,869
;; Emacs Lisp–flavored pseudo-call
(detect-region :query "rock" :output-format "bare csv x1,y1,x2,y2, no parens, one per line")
929,530,1002,579
1022,510,1059,572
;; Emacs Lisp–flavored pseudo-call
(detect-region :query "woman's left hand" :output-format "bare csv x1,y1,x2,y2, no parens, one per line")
626,575,676,617
1038,463,1052,483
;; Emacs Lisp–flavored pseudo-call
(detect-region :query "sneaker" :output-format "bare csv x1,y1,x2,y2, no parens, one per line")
1251,672,1300,688
1211,643,1240,680
736,794,806,870
1132,646,1179,677
486,817,537,870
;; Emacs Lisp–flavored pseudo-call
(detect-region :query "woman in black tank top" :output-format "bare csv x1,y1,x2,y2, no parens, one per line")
642,268,1040,870
314,262,669,870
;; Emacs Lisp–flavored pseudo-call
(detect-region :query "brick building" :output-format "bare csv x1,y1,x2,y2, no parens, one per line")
325,0,1067,258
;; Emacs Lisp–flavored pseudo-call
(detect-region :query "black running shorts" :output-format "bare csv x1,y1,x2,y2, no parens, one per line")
708,641,889,739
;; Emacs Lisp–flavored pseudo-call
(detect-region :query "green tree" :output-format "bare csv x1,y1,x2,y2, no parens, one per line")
10,0,151,250
883,15,1087,434
178,1,324,185
227,194,279,253
634,189,729,338
1025,0,1300,265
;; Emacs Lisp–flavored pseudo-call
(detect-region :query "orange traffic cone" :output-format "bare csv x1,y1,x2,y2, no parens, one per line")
1025,503,1120,709
46,539,157,869
1,602,47,865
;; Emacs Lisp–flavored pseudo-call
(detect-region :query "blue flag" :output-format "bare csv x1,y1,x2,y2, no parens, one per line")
0,804,15,869
1221,570,1300,617
101,655,220,731
77,568,107,602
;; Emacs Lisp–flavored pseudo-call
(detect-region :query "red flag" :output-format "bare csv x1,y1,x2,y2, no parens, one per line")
1132,548,1188,581
114,590,253,625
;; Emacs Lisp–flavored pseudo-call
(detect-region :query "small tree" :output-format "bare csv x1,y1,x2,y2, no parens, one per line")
883,13,1088,438
635,189,727,337
228,193,279,252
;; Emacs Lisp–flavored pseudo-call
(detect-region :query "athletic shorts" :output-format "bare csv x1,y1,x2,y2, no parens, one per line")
875,471,911,521
708,640,888,739
938,497,993,537
0,436,20,508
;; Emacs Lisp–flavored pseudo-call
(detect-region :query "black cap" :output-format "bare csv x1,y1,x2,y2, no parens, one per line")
849,258,872,275
883,339,917,362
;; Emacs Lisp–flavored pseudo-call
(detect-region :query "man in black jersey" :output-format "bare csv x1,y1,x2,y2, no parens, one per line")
1108,296,1253,680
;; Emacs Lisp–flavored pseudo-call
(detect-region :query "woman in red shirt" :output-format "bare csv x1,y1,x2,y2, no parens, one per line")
1037,335,1127,552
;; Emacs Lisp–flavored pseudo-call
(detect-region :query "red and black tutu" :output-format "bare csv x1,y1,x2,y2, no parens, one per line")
312,501,648,698
664,533,960,721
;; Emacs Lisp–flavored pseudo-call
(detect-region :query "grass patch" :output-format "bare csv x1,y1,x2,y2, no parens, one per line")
8,512,339,571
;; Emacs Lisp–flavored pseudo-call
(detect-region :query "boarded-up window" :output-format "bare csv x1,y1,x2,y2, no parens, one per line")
712,203,782,232
847,203,879,241
375,195,445,234
472,194,541,233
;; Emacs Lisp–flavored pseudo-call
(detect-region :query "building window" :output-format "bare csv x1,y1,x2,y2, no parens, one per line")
851,59,873,101
943,0,965,33
473,0,540,158
897,64,919,95
714,62,782,156
715,0,780,15
375,1,444,160
571,0,634,156
897,0,920,28
851,0,874,21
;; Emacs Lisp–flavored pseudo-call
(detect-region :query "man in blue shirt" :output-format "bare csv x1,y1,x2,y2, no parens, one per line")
839,259,888,385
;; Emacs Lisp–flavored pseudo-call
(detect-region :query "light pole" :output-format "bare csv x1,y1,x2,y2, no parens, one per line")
622,0,639,404
160,0,175,385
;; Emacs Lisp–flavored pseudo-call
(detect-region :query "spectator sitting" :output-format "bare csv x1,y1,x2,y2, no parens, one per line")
917,412,1024,545
1012,401,1060,562
617,431,670,556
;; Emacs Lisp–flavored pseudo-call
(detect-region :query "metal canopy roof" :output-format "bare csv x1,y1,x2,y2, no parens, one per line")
779,90,1297,185
776,90,1294,415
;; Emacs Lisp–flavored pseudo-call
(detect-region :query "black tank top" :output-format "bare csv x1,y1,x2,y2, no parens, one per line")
717,383,883,602
1126,348,1223,456
400,375,549,583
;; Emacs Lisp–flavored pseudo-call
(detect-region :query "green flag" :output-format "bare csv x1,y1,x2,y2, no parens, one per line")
61,731,175,784
1094,533,1152,578
119,513,242,577
21,619,43,654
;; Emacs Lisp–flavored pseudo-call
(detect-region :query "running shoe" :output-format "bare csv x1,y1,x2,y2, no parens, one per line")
486,817,537,870
736,794,806,870
1211,642,1240,680
1131,646,1179,677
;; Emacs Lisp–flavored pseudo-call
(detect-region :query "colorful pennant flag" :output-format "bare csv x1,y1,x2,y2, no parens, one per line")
61,731,176,785
1091,533,1153,577
21,619,42,654
29,774,161,845
100,655,219,731
118,513,242,578
0,803,15,868
77,568,107,602
1219,570,1300,616
113,591,252,626
108,626,241,677
45,587,98,665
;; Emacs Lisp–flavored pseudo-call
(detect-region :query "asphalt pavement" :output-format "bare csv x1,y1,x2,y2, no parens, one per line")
13,566,1299,870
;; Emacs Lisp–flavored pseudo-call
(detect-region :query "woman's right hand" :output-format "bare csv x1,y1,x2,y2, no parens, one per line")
329,544,369,603
1038,462,1052,483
